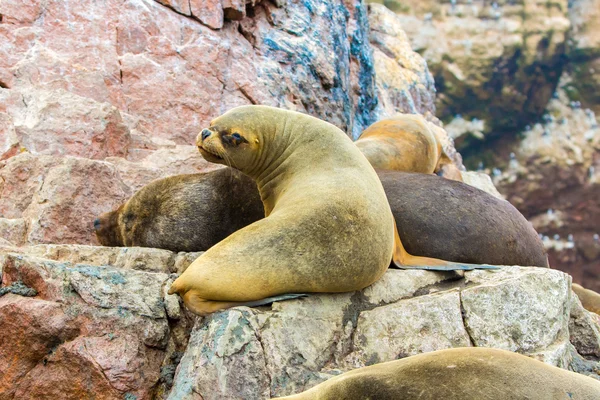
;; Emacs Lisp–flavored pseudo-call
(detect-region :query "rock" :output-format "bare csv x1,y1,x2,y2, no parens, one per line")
460,171,504,199
20,156,132,245
367,4,436,120
570,292,600,359
493,75,600,290
0,295,80,399
568,0,600,112
0,87,131,159
344,290,471,368
462,267,571,365
374,0,571,147
0,218,26,246
170,266,580,399
190,0,224,29
0,250,182,399
3,244,199,274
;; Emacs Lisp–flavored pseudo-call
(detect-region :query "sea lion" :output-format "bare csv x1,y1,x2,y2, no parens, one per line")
167,105,479,315
276,347,600,399
573,283,600,315
95,169,546,268
94,168,263,252
380,170,549,268
355,114,463,181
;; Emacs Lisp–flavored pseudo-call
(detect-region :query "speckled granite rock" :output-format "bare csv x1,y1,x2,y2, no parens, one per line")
169,266,592,399
2,245,599,399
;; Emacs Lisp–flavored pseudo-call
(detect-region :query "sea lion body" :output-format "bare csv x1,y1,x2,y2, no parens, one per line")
380,171,549,268
356,114,462,181
96,170,547,268
94,168,263,252
168,106,395,315
277,347,600,400
573,283,600,315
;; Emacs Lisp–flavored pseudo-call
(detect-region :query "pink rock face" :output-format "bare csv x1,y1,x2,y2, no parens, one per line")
22,156,132,245
0,0,442,247
190,0,224,29
1,88,131,160
0,295,80,399
1,252,178,400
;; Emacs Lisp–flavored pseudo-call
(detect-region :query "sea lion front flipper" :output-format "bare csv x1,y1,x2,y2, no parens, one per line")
391,219,500,271
181,291,307,316
394,262,500,271
238,293,308,308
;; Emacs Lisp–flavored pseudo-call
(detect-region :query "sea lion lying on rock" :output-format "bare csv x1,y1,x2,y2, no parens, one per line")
167,105,488,315
94,168,263,252
95,169,547,269
276,347,600,400
355,114,463,181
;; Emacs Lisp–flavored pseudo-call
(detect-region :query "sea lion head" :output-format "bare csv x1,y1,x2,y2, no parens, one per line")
196,106,286,177
94,204,125,246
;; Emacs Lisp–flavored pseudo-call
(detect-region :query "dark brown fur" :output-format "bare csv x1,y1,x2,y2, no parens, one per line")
94,168,263,252
379,170,549,268
95,169,547,268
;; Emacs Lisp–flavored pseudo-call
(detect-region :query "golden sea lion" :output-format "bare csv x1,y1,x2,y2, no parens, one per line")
355,114,463,181
94,168,263,252
573,283,600,315
277,347,600,399
167,106,487,315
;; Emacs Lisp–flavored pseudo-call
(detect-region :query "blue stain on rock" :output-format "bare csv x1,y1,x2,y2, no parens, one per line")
123,393,137,400
257,0,378,138
350,3,378,138
72,265,127,285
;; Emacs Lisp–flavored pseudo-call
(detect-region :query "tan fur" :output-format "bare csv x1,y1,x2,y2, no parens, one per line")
573,283,600,315
168,106,396,315
277,347,600,400
355,114,463,181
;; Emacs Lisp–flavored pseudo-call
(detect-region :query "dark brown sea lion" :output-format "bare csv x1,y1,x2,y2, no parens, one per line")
380,170,549,268
94,168,263,252
276,347,600,400
95,171,547,268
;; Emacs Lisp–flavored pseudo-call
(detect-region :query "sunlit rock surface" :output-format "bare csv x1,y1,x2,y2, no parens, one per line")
0,0,453,247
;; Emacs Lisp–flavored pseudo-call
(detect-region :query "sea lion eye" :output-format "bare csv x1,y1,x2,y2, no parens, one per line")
232,133,242,140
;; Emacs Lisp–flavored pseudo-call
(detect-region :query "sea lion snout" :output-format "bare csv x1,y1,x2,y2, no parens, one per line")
200,128,212,142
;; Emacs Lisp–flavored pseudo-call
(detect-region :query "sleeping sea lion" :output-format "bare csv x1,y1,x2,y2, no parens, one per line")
355,114,463,181
167,105,482,315
380,170,549,268
94,168,263,252
95,169,546,268
276,347,600,399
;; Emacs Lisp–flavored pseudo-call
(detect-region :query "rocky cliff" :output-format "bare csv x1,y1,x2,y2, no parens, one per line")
2,245,600,399
1,1,599,399
371,0,600,291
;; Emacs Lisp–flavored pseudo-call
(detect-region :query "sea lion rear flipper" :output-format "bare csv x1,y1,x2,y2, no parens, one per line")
391,220,500,271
